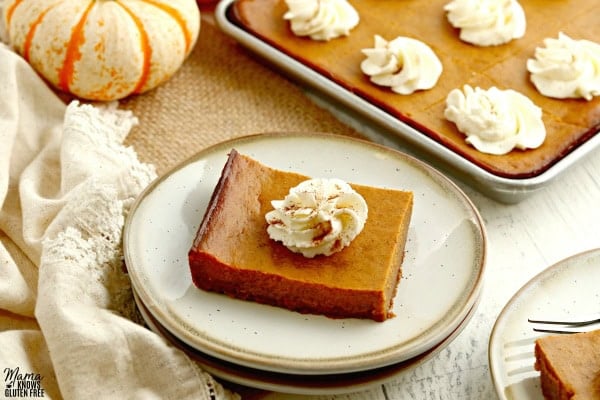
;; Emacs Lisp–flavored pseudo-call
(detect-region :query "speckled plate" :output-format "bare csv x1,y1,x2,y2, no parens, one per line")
134,288,480,394
124,133,486,375
489,248,600,400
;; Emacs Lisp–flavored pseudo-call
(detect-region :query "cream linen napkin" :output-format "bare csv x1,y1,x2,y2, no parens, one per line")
0,44,238,399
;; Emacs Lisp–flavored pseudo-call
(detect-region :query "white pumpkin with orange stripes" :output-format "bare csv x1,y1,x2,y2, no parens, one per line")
3,0,200,101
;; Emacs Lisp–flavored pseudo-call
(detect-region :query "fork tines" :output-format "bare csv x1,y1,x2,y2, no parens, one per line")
528,312,600,334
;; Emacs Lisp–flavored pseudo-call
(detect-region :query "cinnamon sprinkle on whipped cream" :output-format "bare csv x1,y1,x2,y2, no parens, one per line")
265,178,367,258
444,85,546,155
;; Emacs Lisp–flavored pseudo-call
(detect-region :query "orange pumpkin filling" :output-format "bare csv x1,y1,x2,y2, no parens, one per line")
188,150,414,322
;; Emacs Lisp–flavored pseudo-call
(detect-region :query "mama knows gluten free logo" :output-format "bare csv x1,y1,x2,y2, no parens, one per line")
3,367,45,398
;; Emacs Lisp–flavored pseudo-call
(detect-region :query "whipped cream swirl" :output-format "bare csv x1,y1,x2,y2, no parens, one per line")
444,0,526,46
283,0,359,41
265,178,368,258
527,32,600,101
444,85,546,155
360,35,443,95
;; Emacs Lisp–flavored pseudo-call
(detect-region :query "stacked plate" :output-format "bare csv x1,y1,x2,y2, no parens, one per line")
123,133,487,394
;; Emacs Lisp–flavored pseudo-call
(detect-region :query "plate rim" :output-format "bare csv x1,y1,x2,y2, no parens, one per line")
134,287,481,394
124,131,487,375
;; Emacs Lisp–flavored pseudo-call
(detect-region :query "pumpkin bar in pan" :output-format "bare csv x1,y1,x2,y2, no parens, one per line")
229,0,600,179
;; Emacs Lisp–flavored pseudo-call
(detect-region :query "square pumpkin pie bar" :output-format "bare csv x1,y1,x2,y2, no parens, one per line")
534,329,600,400
188,149,413,321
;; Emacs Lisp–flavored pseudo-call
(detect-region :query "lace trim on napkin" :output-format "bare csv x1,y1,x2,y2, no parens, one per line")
35,101,239,399
41,101,156,321
42,184,139,321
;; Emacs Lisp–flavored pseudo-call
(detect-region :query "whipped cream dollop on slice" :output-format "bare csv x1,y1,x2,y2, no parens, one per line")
265,178,368,258
527,32,600,101
283,0,359,41
360,35,443,95
444,0,526,46
444,85,546,155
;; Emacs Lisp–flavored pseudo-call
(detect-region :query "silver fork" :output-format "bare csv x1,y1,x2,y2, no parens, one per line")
528,312,600,334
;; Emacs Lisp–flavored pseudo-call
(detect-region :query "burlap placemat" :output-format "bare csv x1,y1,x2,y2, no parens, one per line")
121,18,362,175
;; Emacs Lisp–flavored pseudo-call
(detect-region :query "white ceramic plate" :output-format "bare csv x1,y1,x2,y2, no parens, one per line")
124,133,486,375
489,248,600,400
134,287,480,394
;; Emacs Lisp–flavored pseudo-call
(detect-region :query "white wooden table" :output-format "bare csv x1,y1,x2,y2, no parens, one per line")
199,5,600,398
259,91,600,400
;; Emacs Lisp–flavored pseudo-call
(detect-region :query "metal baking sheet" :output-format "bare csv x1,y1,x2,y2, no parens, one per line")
214,0,600,203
